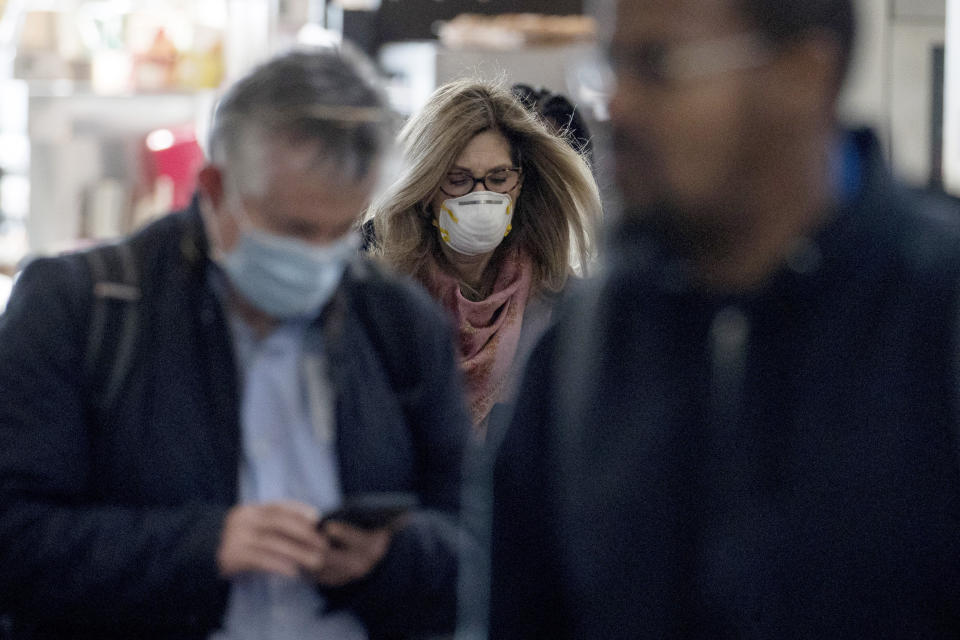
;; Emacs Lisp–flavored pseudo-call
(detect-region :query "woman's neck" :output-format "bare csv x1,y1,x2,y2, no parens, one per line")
439,243,497,297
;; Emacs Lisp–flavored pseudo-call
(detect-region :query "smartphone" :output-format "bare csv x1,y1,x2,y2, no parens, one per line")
319,492,419,530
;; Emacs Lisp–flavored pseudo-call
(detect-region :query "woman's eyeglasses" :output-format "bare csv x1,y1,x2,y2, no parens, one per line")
439,168,522,198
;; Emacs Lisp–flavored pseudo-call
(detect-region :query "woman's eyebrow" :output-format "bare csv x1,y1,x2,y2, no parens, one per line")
447,163,513,173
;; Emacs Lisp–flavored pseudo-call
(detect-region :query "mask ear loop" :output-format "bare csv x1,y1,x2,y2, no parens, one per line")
432,198,458,245
441,203,459,223
432,218,451,244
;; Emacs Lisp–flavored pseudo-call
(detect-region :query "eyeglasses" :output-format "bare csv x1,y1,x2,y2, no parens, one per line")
608,31,774,88
439,168,522,198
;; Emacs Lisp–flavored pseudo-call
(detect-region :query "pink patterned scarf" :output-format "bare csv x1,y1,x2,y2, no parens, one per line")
421,247,533,428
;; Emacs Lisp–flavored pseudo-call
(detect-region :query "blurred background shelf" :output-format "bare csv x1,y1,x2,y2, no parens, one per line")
0,0,957,274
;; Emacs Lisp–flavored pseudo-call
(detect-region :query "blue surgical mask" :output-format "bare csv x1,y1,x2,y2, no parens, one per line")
219,227,359,319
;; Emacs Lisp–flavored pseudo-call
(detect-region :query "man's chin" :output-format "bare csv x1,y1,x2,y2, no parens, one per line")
619,199,679,227
615,181,674,220
614,180,661,213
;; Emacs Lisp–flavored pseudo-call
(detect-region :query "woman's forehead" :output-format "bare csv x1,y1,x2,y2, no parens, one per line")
451,130,514,168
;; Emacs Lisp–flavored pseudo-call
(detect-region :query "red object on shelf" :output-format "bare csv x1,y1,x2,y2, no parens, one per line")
141,123,204,211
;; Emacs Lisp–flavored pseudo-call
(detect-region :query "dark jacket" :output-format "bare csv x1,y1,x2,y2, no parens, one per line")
486,129,960,639
0,204,470,639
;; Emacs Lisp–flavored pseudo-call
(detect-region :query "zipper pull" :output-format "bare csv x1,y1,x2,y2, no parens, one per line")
710,306,750,424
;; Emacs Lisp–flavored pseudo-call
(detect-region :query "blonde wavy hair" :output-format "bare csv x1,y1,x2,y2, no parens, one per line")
368,79,602,293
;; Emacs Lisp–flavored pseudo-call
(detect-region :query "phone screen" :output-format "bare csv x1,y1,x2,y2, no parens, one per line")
319,492,419,529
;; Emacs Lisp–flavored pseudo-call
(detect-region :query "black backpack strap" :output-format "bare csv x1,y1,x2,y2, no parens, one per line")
82,240,142,412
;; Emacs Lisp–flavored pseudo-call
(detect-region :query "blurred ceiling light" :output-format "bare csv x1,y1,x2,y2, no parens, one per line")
296,23,341,48
335,0,382,9
146,128,175,152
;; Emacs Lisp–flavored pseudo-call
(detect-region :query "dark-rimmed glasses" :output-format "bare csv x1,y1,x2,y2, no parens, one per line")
439,168,522,198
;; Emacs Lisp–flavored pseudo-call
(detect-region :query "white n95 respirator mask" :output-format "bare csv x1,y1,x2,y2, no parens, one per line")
434,191,514,256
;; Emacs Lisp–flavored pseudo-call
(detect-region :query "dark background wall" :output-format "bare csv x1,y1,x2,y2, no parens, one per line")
376,0,584,43
340,0,586,55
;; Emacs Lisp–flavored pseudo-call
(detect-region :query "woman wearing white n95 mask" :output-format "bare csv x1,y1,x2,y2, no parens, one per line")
367,79,602,432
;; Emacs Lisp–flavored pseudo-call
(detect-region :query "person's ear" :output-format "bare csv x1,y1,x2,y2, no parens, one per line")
197,164,226,212
196,164,235,255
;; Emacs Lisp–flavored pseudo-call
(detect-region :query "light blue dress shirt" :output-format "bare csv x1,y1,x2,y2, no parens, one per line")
209,313,367,640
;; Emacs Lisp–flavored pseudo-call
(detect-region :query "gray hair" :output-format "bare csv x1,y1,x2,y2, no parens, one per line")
208,45,391,196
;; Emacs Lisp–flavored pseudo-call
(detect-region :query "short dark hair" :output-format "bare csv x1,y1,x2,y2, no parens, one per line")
511,84,594,162
209,46,389,184
736,0,855,84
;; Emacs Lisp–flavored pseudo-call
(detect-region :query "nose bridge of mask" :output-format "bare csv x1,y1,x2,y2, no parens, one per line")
456,196,508,207
244,225,359,263
447,190,510,215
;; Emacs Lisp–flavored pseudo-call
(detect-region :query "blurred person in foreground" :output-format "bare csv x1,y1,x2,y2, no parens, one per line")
485,0,960,637
368,79,601,433
0,47,469,639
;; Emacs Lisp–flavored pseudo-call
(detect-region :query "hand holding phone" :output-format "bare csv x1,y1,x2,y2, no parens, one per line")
319,492,419,530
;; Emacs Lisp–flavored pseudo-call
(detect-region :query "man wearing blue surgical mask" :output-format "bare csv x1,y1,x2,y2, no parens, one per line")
200,125,373,324
0,47,470,640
